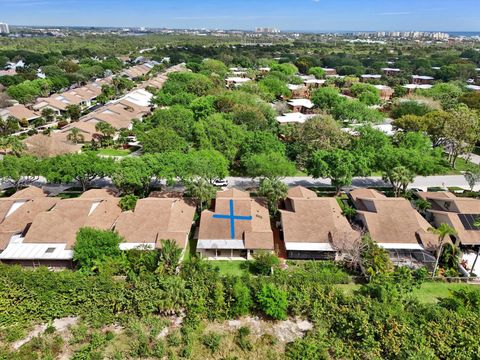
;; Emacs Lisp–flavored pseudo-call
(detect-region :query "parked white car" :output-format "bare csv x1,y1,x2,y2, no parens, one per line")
212,179,228,187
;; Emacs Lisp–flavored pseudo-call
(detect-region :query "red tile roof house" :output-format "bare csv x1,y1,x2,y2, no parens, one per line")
196,189,274,260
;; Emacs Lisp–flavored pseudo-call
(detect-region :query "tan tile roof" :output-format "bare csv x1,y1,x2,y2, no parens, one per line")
281,187,359,248
23,133,82,158
1,105,39,121
198,189,273,250
114,198,195,248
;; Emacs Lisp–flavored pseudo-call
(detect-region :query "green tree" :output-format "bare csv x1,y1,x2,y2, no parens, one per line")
250,251,280,275
0,116,20,136
243,152,296,180
308,67,326,79
258,76,291,101
185,177,216,211
308,149,356,193
42,152,115,191
442,106,480,168
95,122,116,148
157,239,183,275
386,166,415,197
119,194,138,211
67,127,85,144
186,150,228,182
66,104,82,121
311,87,344,110
350,83,381,106
464,166,480,191
73,227,123,272
139,127,188,154
112,157,154,195
256,283,288,320
41,107,56,123
0,155,41,190
258,177,288,216
428,224,457,278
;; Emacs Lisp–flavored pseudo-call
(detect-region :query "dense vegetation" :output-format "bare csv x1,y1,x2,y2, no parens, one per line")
1,235,479,359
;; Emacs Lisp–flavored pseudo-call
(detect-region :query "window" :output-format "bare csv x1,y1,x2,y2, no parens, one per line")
45,247,55,254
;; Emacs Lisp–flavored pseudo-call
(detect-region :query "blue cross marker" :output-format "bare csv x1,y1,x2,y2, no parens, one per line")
213,199,253,240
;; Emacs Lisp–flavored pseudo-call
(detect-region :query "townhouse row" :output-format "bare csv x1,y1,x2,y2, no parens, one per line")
0,186,478,270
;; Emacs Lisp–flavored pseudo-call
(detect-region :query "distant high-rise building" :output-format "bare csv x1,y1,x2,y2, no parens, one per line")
255,27,280,34
0,23,9,34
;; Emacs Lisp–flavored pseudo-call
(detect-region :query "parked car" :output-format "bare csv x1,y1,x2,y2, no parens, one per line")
212,179,228,187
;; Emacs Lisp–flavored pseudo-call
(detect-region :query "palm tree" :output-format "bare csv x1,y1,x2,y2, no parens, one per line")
0,136,26,157
428,223,457,278
258,177,288,216
67,128,85,144
388,166,415,197
41,108,55,123
157,239,183,275
95,122,115,148
474,217,480,229
185,177,216,212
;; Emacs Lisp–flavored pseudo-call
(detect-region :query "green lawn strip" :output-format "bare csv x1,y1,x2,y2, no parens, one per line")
335,282,477,304
96,148,132,157
211,260,247,276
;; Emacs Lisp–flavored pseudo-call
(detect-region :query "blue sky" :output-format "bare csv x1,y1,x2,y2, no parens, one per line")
1,0,479,31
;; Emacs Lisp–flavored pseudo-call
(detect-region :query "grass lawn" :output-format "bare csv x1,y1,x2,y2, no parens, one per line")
411,282,475,304
335,282,477,304
440,157,480,175
211,260,248,276
96,148,133,157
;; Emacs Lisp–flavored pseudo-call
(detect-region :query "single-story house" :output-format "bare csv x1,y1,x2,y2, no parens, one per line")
416,192,480,247
197,189,274,260
276,112,316,125
0,189,121,267
349,189,439,266
225,77,251,88
381,68,401,76
114,197,196,252
287,98,314,114
279,187,360,260
411,75,435,85
361,74,382,82
0,105,40,123
374,85,394,100
322,68,337,76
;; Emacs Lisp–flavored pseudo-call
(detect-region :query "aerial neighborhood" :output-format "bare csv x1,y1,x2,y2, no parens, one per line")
0,4,480,358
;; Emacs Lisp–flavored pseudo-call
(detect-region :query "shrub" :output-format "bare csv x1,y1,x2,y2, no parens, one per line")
235,326,252,351
202,332,222,353
257,283,288,320
250,251,280,275
119,194,138,211
73,227,123,271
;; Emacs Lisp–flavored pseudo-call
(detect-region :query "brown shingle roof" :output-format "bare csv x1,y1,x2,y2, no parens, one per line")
23,133,82,158
280,187,359,249
418,192,480,246
1,105,39,121
114,198,195,248
23,197,121,249
198,189,273,250
350,189,436,250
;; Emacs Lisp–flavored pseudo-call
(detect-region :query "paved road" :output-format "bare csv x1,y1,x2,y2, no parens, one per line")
22,174,478,194
227,175,479,191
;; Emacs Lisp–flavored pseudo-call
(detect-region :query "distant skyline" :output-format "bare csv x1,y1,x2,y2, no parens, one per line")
1,0,480,32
